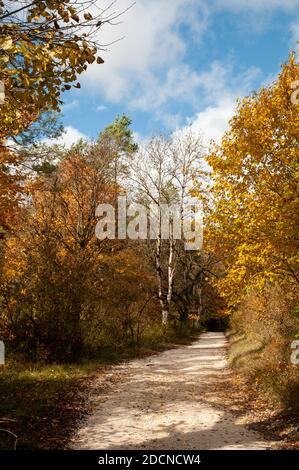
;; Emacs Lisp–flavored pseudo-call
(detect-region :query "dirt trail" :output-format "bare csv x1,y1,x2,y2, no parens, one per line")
72,332,272,450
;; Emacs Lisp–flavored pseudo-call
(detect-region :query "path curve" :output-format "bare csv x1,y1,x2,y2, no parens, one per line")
72,332,271,450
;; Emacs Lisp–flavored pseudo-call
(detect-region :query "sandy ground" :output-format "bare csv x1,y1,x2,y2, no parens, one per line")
71,332,272,450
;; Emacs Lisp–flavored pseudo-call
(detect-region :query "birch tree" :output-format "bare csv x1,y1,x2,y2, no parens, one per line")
131,131,205,325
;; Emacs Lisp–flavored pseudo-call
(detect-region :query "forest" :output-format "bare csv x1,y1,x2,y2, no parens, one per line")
0,0,298,453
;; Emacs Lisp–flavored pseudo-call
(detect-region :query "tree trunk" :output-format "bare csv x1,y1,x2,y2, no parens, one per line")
155,206,167,324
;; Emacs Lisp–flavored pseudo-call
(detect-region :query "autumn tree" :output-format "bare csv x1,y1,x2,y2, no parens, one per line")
0,0,121,143
0,1,123,234
131,131,205,325
0,149,112,359
206,54,299,308
0,129,154,361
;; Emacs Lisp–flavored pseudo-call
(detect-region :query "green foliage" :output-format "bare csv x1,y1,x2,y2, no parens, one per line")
99,114,138,184
13,112,64,148
99,114,138,155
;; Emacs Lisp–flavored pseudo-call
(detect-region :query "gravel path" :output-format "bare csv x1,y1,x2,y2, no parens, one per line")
72,332,272,450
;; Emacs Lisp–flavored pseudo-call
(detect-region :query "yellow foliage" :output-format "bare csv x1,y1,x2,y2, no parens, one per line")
205,54,299,306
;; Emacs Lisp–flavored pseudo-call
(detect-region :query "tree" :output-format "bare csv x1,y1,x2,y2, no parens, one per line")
0,1,124,233
0,0,123,144
0,111,65,233
206,54,299,307
0,149,113,360
99,115,138,186
8,111,63,148
172,250,221,325
131,131,205,325
0,136,155,361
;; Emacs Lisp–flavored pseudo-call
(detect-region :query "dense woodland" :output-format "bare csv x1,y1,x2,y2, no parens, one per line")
0,0,298,449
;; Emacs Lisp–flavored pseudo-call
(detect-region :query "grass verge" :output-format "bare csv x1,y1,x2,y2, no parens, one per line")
227,330,299,449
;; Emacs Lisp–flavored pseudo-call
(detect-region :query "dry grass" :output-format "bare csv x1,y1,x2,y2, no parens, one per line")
227,285,299,447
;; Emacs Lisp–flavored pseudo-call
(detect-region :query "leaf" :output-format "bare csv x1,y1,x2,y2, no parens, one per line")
84,13,93,21
0,37,13,51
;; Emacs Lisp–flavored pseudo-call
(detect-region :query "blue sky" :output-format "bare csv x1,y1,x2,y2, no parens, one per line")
56,0,299,146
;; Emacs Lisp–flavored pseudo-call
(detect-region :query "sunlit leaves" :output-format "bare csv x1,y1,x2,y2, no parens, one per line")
0,1,105,143
205,55,299,306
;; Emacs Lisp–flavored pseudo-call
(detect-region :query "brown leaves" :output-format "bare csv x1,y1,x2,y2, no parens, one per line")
84,12,93,21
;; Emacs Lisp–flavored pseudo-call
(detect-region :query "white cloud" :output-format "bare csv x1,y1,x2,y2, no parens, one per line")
214,0,299,11
133,60,260,144
72,0,299,139
62,99,79,112
182,63,261,145
215,0,299,36
290,17,299,48
82,0,209,108
81,0,298,112
96,104,107,112
59,126,88,146
45,126,88,147
189,99,235,146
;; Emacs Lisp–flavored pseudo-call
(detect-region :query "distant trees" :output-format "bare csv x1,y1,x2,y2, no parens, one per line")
0,2,214,364
0,114,214,360
172,250,221,325
1,150,112,360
